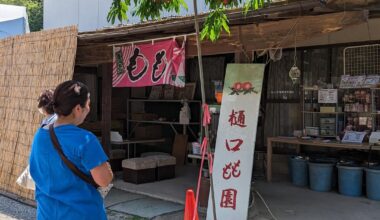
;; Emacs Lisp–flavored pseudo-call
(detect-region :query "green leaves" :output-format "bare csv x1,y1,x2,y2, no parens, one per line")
201,9,230,42
133,0,188,21
244,0,266,14
107,0,187,23
107,0,130,24
107,0,270,41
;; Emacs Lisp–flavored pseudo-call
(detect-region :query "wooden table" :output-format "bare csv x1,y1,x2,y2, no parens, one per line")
111,138,166,158
266,137,380,182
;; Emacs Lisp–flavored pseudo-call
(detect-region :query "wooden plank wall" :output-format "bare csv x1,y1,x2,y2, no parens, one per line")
186,56,228,102
263,47,343,153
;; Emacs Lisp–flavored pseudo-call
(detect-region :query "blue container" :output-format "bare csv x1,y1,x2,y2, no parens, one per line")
290,156,308,187
309,162,335,192
337,165,363,197
288,155,294,180
365,166,380,201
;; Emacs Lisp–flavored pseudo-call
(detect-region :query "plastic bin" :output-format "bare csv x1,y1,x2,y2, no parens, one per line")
309,162,335,192
365,166,380,201
290,156,308,187
337,165,363,197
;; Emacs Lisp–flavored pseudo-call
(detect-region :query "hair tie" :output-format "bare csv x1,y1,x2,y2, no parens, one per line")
73,84,81,95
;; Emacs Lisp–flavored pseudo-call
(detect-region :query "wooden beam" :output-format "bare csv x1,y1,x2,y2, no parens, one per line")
234,26,252,63
186,11,367,57
76,45,113,65
74,66,97,74
76,11,366,61
100,63,112,157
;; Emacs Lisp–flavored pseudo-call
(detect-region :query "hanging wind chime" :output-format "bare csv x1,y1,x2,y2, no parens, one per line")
289,28,301,84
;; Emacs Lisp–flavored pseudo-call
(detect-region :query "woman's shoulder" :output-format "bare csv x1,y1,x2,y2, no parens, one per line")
55,125,98,143
70,126,98,139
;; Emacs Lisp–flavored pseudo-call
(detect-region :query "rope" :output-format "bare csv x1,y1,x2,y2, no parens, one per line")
203,104,211,126
193,137,208,220
254,189,278,220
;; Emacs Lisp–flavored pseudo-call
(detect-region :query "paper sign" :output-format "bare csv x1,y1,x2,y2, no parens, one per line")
342,131,366,143
207,64,264,220
318,89,337,103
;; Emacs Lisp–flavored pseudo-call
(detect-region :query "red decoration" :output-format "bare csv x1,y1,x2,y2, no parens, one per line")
220,188,237,210
222,160,241,180
225,139,243,152
229,81,258,95
228,110,247,127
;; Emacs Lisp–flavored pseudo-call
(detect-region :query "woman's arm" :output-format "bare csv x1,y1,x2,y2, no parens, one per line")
90,162,113,187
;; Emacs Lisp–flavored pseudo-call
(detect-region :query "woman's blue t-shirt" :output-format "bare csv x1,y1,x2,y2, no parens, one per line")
29,124,108,220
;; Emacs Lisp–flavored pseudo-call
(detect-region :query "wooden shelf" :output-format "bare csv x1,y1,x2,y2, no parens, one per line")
188,154,208,160
128,99,201,103
129,119,200,125
339,87,380,90
302,111,344,114
344,112,380,115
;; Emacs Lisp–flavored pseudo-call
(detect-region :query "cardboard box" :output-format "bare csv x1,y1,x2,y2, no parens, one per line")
135,125,162,139
320,106,335,113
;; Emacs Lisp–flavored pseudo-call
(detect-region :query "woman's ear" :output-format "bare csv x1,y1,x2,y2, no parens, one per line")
72,104,82,115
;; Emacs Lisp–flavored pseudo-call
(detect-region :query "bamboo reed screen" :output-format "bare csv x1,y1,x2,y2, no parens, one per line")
0,26,77,200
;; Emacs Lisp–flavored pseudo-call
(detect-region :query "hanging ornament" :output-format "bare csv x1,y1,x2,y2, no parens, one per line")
289,64,301,84
289,28,301,85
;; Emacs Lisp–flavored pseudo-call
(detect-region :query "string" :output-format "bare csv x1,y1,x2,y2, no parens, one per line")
193,137,208,220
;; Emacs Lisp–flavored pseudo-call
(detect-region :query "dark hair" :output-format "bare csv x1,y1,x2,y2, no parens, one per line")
37,89,54,115
53,80,89,116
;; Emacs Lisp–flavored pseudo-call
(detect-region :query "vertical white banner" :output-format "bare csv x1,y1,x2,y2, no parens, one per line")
207,64,265,220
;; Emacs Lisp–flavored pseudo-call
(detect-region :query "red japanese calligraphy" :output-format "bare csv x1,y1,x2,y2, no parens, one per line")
225,139,243,152
220,188,237,210
228,110,247,127
222,160,241,180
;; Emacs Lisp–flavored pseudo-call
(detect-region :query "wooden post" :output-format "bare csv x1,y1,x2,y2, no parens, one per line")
234,26,252,64
100,63,112,157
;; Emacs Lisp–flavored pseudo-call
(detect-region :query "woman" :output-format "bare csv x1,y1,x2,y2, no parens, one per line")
30,80,113,220
17,89,57,190
37,89,57,127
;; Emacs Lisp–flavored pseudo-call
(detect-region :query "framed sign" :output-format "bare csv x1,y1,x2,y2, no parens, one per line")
163,85,175,100
148,86,163,99
318,89,337,103
174,83,196,100
342,131,366,144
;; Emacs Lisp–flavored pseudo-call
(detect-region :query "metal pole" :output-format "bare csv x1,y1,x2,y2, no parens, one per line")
192,0,217,219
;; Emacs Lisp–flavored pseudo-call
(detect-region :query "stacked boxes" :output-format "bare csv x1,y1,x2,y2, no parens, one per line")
122,157,156,184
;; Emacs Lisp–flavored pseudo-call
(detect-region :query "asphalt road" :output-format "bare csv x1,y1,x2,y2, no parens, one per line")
0,195,36,220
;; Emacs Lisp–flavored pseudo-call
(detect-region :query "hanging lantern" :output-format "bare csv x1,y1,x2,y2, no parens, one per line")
289,28,301,85
289,64,301,84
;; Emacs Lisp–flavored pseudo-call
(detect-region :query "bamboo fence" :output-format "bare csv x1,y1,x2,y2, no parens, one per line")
0,26,77,200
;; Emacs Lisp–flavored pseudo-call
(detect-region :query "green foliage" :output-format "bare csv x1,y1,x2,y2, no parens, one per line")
0,0,43,32
132,0,187,21
107,0,130,24
200,8,230,41
107,0,270,42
